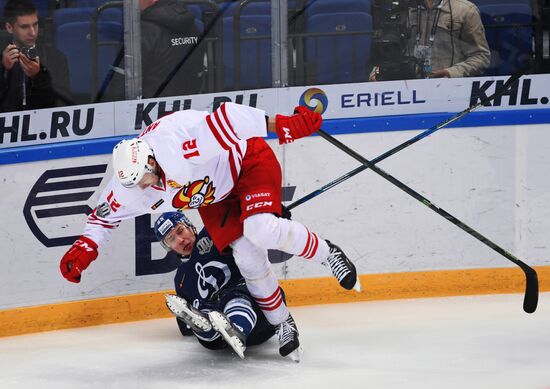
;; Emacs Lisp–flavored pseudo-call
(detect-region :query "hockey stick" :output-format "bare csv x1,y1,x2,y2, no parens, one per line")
316,128,539,314
287,70,524,211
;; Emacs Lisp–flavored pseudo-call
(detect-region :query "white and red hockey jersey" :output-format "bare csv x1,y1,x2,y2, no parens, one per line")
83,102,268,247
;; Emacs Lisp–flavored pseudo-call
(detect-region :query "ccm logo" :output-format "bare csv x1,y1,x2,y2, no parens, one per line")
246,201,273,211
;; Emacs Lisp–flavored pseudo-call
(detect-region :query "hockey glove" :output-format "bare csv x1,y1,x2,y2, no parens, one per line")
275,106,322,144
281,204,292,220
60,236,98,283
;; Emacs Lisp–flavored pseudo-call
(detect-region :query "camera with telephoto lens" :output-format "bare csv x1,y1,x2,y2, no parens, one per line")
371,0,424,80
18,45,37,61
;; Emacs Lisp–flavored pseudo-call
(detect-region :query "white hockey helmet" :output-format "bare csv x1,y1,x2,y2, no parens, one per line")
112,138,155,188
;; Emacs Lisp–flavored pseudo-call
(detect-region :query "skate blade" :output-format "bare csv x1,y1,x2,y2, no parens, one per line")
165,294,186,316
286,346,303,363
353,278,362,292
208,311,246,359
165,294,212,332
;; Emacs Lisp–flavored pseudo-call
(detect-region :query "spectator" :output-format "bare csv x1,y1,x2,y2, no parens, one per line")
156,212,280,359
371,0,490,80
0,0,71,112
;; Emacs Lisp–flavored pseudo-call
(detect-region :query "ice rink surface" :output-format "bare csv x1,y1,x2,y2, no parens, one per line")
1,293,549,389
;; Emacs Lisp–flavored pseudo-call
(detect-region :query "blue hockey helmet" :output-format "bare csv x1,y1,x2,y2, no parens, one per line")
154,211,197,251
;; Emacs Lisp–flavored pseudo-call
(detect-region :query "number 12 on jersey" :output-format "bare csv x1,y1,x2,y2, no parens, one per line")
182,139,200,159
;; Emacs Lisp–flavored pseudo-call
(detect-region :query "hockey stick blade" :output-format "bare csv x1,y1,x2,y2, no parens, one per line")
288,69,526,211
522,266,539,314
317,129,539,314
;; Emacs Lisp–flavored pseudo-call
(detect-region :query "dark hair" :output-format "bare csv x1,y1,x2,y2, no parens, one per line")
3,0,37,25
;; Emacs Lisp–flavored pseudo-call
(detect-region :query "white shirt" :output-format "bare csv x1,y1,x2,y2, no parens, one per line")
84,102,267,247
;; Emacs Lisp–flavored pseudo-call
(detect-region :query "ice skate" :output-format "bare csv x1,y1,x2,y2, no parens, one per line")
324,240,361,292
276,314,302,362
208,311,246,359
165,294,212,332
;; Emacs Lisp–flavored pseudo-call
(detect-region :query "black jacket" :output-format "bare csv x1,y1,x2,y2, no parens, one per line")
141,0,204,98
0,39,72,113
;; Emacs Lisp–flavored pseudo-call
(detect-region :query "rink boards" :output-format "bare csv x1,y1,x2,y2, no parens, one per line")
1,76,550,336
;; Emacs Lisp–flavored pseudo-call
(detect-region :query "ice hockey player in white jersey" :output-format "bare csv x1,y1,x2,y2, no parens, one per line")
59,102,361,361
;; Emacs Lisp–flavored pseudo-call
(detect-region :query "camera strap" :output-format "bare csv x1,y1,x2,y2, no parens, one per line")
22,73,27,108
415,0,444,47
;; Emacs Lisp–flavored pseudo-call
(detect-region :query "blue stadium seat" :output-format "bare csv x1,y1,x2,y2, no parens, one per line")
222,13,271,89
34,0,52,17
71,0,111,7
186,4,203,20
184,4,206,33
53,7,122,28
305,11,372,84
304,0,372,15
218,1,297,16
194,18,205,33
219,1,270,15
478,3,533,75
55,20,123,98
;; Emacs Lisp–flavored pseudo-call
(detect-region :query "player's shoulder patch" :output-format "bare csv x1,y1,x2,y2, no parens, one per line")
96,202,111,217
196,236,214,255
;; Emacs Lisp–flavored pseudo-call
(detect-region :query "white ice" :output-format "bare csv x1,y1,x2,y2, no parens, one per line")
1,293,549,389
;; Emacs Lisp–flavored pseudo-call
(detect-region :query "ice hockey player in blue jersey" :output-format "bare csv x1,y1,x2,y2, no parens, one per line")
154,211,291,360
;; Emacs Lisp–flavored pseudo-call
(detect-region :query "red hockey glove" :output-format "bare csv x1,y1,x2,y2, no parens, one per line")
275,106,322,144
60,236,98,283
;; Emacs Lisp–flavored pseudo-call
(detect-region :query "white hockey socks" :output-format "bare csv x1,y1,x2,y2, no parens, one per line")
231,236,289,325
243,213,330,263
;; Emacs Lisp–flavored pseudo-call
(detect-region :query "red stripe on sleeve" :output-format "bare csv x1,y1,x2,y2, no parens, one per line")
227,148,238,184
220,103,239,140
214,109,240,147
206,114,230,150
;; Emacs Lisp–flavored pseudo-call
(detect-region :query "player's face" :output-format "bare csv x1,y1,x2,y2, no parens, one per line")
6,13,39,47
137,158,161,189
137,172,159,189
164,223,196,256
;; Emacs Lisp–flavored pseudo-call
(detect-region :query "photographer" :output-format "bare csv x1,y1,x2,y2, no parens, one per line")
0,0,71,113
371,0,490,80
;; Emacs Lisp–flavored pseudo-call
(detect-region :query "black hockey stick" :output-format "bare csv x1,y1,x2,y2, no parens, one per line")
317,128,538,314
287,70,524,211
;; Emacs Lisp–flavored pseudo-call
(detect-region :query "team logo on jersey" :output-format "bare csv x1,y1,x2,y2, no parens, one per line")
167,180,182,189
172,176,216,209
195,261,231,299
196,237,213,255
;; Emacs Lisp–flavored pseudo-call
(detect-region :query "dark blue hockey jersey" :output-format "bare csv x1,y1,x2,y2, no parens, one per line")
173,228,278,346
174,228,244,310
